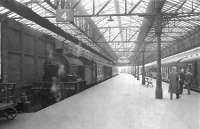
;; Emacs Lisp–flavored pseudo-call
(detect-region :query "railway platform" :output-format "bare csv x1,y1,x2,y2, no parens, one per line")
0,74,199,129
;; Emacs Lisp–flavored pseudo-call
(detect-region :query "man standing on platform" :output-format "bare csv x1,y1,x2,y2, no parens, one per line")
185,67,193,95
168,67,180,100
179,68,185,95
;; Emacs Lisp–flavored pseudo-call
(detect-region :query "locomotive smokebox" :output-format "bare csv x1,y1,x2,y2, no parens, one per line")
43,48,68,81
43,49,59,81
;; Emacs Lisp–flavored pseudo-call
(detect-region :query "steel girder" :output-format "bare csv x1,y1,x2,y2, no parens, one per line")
133,0,166,64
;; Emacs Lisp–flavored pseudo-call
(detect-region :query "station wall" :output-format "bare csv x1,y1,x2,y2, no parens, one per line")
1,20,55,87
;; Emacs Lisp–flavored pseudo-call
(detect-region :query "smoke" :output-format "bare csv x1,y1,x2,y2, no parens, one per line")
47,48,66,77
48,49,53,59
58,64,65,77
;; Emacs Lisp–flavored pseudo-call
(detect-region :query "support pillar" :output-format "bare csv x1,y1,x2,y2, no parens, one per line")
155,14,163,99
142,50,145,85
137,63,140,80
134,64,137,78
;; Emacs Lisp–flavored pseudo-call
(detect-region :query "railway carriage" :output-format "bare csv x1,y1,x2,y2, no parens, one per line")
145,47,200,92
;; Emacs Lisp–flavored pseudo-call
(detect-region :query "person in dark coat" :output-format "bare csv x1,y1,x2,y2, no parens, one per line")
185,68,193,95
179,68,185,95
168,67,180,100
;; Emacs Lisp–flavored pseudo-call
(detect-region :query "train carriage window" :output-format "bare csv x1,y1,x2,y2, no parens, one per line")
187,64,192,70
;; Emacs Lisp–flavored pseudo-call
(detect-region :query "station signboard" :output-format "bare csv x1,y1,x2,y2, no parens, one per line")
56,9,74,23
55,0,74,23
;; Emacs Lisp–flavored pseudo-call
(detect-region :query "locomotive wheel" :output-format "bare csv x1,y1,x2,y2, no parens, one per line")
4,108,17,120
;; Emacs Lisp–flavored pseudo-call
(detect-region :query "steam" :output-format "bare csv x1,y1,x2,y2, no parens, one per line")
48,49,53,59
58,64,65,77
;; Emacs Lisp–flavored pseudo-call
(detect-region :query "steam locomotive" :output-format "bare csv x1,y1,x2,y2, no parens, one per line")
0,16,117,112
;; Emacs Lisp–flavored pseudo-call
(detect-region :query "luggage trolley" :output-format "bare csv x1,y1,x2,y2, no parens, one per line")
0,83,17,120
145,77,153,88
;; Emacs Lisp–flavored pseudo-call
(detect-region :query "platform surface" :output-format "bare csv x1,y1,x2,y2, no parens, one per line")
0,74,199,129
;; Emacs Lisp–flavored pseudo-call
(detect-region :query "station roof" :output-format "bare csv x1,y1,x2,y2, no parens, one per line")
0,0,200,64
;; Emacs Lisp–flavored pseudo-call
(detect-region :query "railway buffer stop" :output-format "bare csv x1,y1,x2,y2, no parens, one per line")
0,0,199,129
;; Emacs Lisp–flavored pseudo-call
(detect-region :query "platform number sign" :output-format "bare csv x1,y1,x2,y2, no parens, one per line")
55,0,74,23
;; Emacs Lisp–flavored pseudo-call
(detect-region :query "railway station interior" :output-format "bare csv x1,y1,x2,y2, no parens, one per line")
0,0,199,129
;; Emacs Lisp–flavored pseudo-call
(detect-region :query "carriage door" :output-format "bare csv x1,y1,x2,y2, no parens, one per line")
192,62,197,88
197,61,200,89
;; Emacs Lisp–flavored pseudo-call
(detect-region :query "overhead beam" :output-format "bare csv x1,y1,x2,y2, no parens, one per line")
99,26,140,29
174,0,187,13
149,31,185,33
72,0,82,9
128,31,138,41
113,51,154,53
162,3,178,12
96,0,111,15
97,25,195,29
0,0,114,63
24,0,41,5
44,0,56,9
128,0,143,14
12,12,200,19
111,30,122,41
96,40,174,44
36,2,55,15
77,12,200,17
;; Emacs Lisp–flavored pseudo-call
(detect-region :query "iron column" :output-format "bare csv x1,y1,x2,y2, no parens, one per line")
137,61,140,80
142,49,145,85
155,14,163,99
134,64,137,78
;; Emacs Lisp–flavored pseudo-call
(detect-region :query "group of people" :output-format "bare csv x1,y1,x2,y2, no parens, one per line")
168,66,193,100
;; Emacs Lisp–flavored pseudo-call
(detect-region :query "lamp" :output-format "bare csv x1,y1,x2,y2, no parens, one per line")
107,16,114,21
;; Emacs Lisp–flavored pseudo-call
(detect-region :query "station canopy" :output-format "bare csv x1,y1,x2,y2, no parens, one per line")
0,0,200,64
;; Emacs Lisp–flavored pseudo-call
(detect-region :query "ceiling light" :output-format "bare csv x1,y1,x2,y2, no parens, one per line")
107,16,114,22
